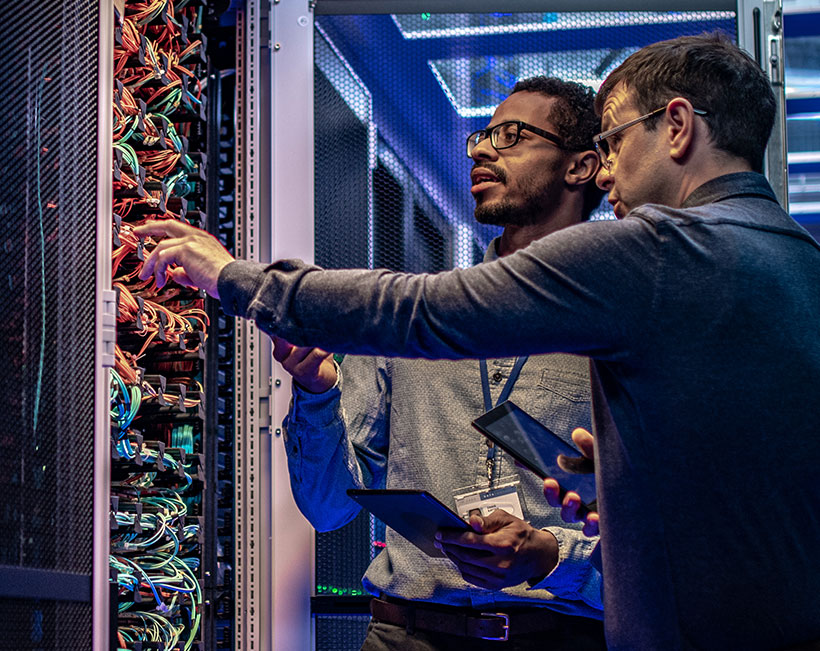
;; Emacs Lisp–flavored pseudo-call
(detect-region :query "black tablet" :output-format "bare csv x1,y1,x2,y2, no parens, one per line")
471,400,597,511
346,488,470,557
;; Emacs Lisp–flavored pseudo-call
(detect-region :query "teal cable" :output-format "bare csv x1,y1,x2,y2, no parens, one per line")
32,63,48,445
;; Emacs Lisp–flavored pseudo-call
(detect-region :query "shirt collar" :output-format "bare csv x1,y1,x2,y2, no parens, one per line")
681,171,778,209
484,237,502,263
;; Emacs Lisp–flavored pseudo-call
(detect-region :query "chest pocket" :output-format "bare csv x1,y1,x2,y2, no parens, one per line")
512,366,592,444
538,367,591,402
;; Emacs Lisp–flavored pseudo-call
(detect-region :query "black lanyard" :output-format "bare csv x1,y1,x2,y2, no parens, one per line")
479,356,528,482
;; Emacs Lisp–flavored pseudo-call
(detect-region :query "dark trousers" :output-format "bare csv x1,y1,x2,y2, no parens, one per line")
360,617,607,651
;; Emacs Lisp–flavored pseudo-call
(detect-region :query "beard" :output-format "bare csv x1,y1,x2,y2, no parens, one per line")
474,195,546,227
472,162,564,227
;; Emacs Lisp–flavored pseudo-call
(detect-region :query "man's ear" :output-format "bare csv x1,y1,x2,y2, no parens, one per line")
665,97,697,162
565,150,600,187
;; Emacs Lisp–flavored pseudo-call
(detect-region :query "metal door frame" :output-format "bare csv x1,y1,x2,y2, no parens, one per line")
95,0,114,647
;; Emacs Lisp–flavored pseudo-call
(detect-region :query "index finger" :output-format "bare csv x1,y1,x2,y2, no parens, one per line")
571,427,595,459
133,220,196,239
270,336,296,363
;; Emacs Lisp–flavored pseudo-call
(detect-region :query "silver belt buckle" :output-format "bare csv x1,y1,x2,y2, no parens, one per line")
480,612,510,641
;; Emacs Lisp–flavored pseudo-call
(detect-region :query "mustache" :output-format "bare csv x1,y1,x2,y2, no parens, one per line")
471,163,506,184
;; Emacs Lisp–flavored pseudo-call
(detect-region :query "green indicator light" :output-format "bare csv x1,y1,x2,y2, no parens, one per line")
315,584,368,597
421,12,431,20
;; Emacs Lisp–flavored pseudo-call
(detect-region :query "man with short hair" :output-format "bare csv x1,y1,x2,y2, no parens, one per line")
137,34,820,648
275,77,607,650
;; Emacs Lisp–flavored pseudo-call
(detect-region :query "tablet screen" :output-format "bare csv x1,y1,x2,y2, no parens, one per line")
472,400,597,505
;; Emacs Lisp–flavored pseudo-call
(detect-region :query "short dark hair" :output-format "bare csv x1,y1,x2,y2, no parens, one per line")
511,76,604,220
595,32,775,173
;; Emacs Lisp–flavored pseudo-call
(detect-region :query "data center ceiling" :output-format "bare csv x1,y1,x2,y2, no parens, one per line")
315,11,736,225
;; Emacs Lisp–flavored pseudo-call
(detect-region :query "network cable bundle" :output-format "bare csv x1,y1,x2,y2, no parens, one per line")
110,1,212,649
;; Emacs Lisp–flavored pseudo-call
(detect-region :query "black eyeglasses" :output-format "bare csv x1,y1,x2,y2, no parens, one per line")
466,120,566,158
593,104,708,171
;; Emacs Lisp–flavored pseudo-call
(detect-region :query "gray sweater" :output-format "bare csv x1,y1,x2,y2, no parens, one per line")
221,173,820,649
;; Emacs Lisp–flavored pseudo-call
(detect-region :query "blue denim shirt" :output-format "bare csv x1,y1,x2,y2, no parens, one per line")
221,173,820,650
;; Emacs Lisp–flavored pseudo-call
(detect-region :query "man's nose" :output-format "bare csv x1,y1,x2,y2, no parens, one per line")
596,164,613,191
470,137,498,162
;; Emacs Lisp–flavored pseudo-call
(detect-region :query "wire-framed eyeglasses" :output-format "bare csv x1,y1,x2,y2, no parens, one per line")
593,105,708,171
466,120,566,158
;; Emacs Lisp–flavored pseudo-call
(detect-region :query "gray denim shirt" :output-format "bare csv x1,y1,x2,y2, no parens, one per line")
282,242,602,617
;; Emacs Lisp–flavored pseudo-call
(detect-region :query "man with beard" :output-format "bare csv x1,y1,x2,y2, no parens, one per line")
272,77,606,650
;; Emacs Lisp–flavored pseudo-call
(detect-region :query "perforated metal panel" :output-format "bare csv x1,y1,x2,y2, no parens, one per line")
0,600,93,651
315,615,371,651
315,36,372,270
0,0,98,579
0,1,98,648
315,511,372,600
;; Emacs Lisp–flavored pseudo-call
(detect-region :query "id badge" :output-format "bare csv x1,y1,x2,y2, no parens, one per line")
453,481,524,521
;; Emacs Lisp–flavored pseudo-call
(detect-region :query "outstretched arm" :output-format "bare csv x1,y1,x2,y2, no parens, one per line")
135,217,657,362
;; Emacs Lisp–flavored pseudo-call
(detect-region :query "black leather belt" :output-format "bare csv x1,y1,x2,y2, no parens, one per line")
370,596,591,642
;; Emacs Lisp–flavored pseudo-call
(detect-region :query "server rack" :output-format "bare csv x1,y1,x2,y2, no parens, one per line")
1,0,242,648
783,4,820,240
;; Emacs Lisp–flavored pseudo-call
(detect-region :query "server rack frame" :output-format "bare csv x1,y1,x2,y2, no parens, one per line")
233,1,316,648
270,1,316,649
96,0,115,647
234,4,266,649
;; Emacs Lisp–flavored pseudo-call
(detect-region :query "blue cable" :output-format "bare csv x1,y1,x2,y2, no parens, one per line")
32,64,48,447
